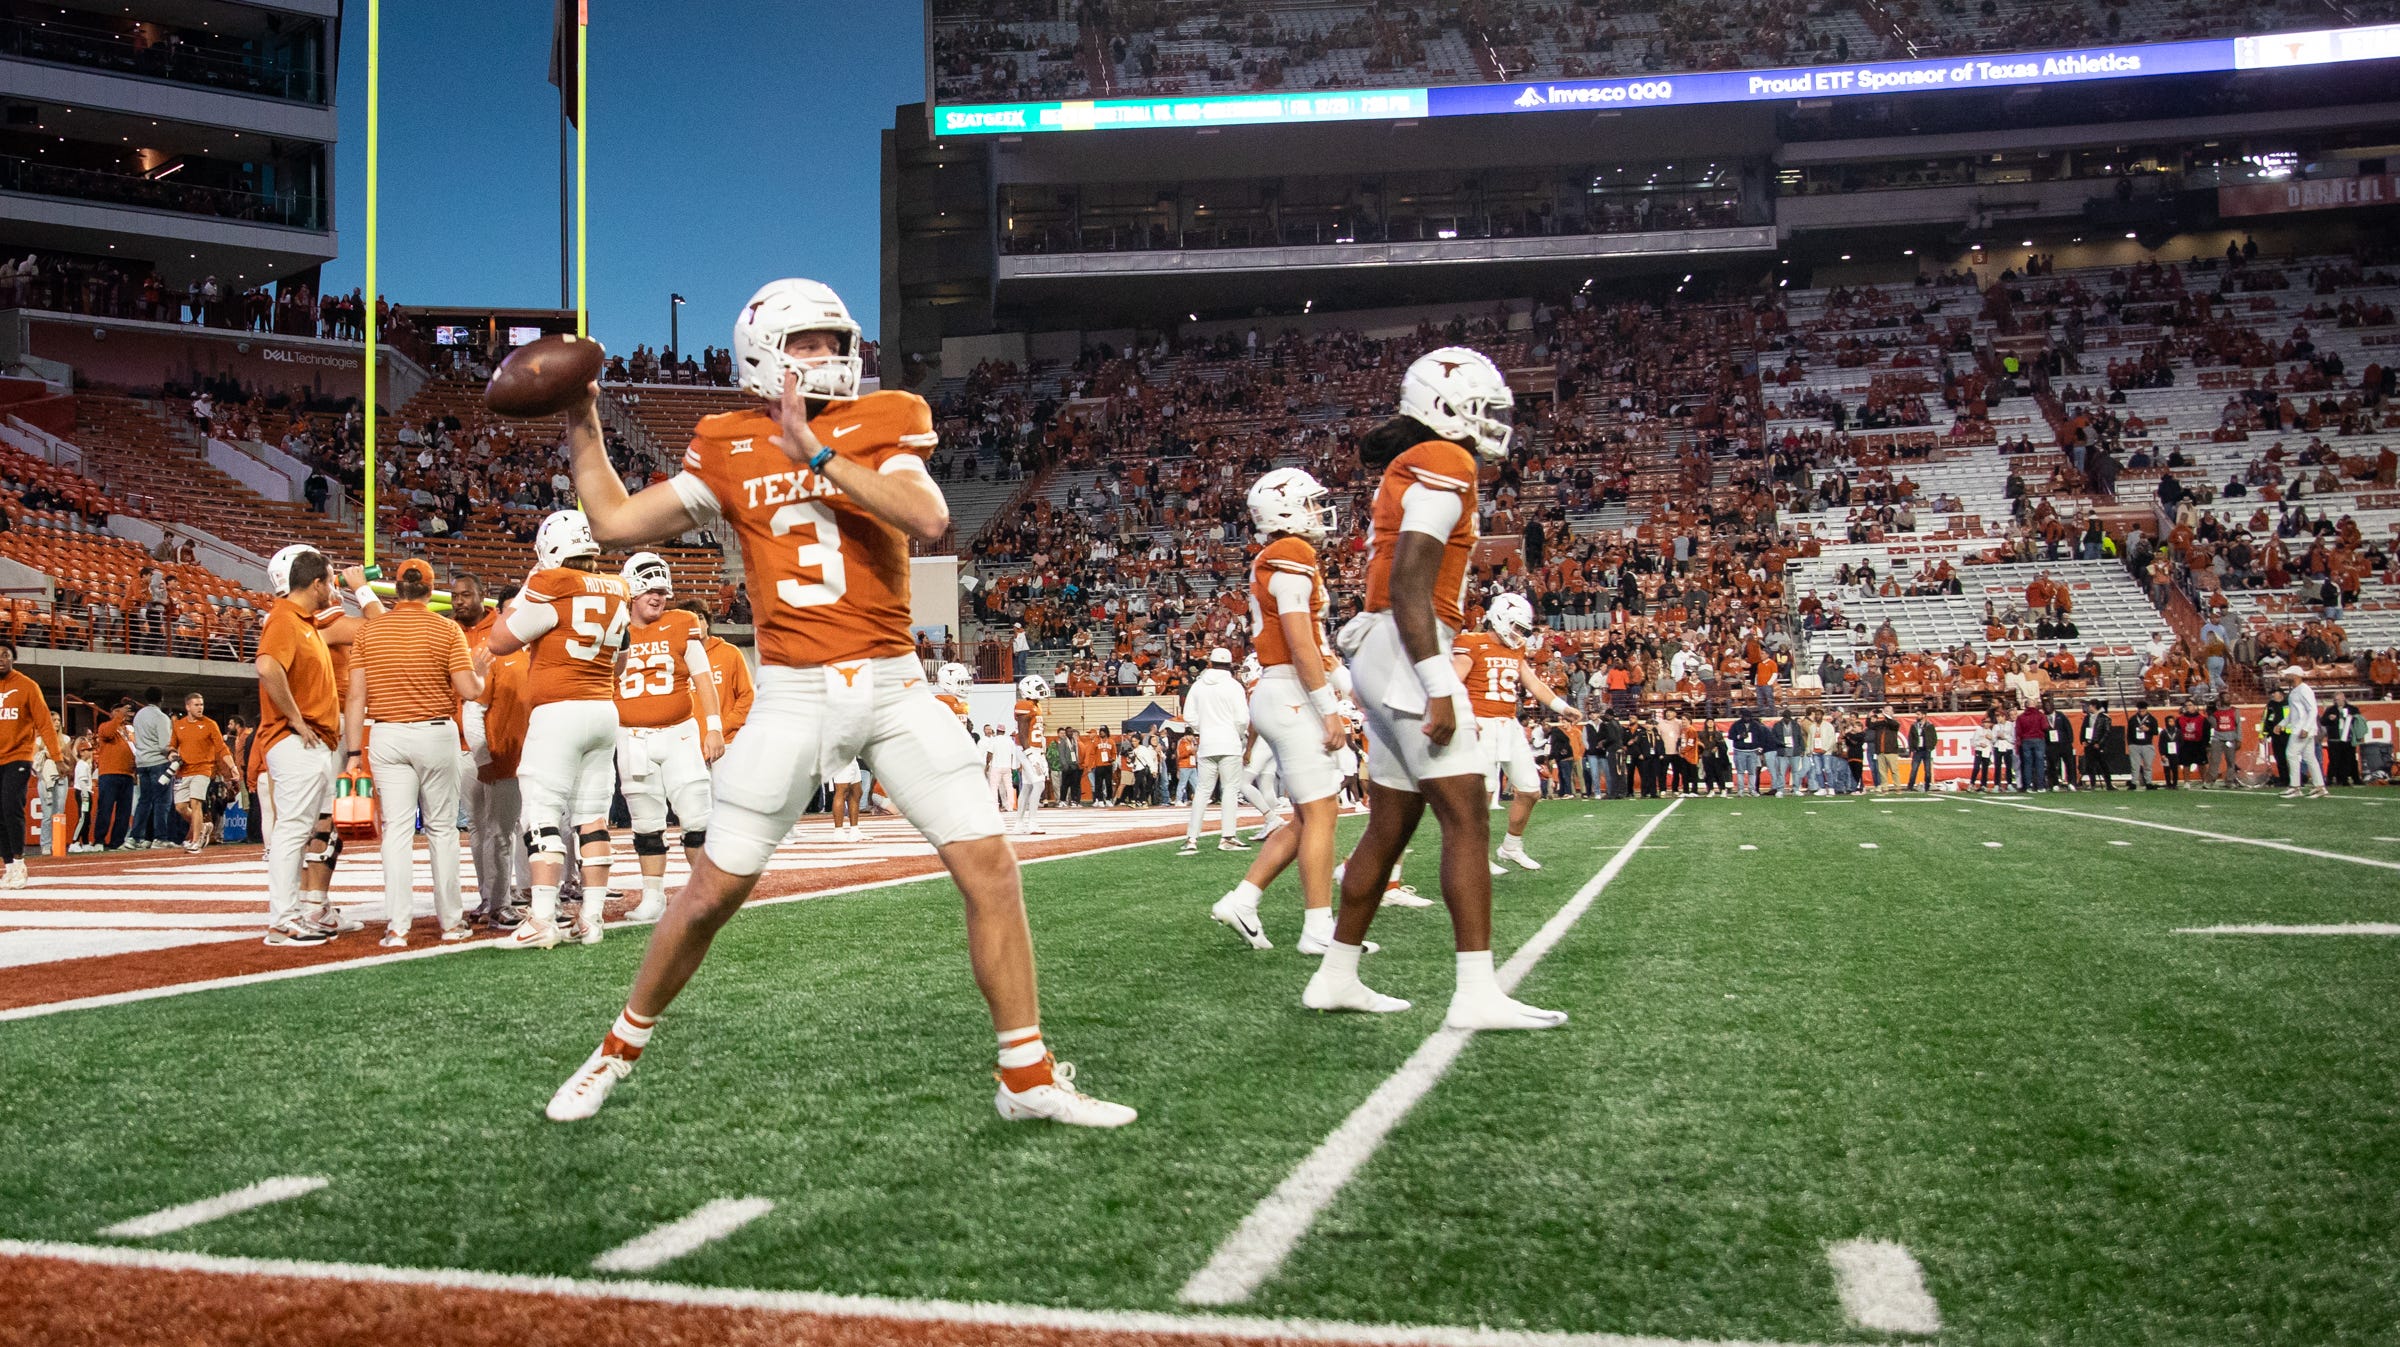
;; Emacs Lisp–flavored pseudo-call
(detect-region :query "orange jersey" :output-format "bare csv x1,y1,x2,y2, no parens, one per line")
0,670,65,767
1363,439,1479,630
703,636,754,738
1249,535,1328,670
95,715,135,776
259,597,339,753
513,567,630,707
1015,699,1046,749
1451,632,1526,719
477,649,532,783
675,391,935,669
936,691,972,733
616,608,709,729
170,715,229,779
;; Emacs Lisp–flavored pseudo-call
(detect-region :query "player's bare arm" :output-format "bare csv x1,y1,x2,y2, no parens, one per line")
1278,609,1345,752
1389,531,1456,745
772,370,950,543
562,384,702,548
341,664,368,758
1522,665,1581,722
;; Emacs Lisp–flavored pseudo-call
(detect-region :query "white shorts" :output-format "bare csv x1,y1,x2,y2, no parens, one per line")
519,699,621,830
1349,611,1482,791
1250,670,1342,804
707,659,1002,875
1480,715,1542,797
617,718,714,835
830,759,863,786
174,775,212,805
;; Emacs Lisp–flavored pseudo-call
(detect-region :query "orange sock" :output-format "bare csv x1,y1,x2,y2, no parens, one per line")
996,1026,1053,1092
602,1009,656,1061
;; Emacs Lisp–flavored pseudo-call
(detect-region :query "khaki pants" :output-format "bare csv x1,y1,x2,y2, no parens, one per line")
369,720,463,934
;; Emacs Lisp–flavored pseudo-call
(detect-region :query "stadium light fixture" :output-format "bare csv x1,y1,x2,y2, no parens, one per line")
1840,254,1852,260
2126,232,2138,239
2021,239,2033,246
1902,249,1914,256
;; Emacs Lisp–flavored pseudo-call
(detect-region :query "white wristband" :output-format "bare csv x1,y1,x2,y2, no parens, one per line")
704,716,723,733
354,587,378,610
1307,684,1339,716
1414,656,1464,700
1544,698,1569,715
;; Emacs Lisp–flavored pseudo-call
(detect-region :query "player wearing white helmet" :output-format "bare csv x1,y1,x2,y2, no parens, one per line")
1208,468,1354,953
487,509,631,949
543,280,1131,1128
612,553,724,922
1453,592,1579,873
1010,675,1051,835
1304,347,1566,1031
257,544,382,945
935,662,977,738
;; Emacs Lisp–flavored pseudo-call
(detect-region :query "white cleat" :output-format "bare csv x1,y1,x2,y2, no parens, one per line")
1380,885,1435,908
994,1061,1137,1128
1295,932,1378,956
2,859,24,889
546,1048,635,1122
630,896,667,922
1177,842,1200,856
507,920,563,951
1445,992,1569,1031
1496,842,1543,871
575,911,604,946
1302,971,1411,1014
377,928,407,949
305,902,363,935
1209,894,1272,949
1488,860,1508,876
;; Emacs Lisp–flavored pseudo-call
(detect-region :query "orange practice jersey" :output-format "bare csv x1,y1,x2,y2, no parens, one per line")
1249,535,1328,670
0,670,65,767
936,691,972,732
1015,699,1046,749
1451,632,1526,719
703,636,754,737
515,567,630,707
676,391,935,669
1362,439,1479,630
171,715,229,779
617,608,709,729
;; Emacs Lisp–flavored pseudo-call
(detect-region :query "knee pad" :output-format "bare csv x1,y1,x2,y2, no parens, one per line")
679,827,706,850
305,831,342,871
631,830,669,858
526,825,568,859
577,826,611,854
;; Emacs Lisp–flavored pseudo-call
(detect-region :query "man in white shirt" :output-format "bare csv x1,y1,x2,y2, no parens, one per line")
2280,667,2327,798
1179,648,1251,854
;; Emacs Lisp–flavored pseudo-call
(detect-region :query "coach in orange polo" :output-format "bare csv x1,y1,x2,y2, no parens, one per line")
345,559,486,946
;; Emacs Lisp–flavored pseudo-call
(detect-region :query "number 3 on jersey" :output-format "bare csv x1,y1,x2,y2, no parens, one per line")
567,594,630,662
771,501,847,608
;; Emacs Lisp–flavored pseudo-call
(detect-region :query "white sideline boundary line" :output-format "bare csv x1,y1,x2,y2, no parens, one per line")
98,1176,328,1238
1179,801,1684,1308
2176,923,2400,936
591,1198,775,1273
0,1236,1841,1347
1824,1240,1940,1336
0,830,1195,1024
1973,798,2400,871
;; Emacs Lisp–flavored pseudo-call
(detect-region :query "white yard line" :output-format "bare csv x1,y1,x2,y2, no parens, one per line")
98,1176,328,1238
0,830,1195,1024
2175,924,2400,936
1179,802,1684,1308
591,1198,775,1274
0,1235,1845,1347
1974,798,2400,871
1824,1240,1941,1336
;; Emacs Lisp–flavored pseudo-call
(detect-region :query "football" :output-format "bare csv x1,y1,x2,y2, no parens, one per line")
484,333,606,418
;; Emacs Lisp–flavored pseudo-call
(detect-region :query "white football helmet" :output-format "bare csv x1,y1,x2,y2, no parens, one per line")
621,551,672,597
1401,346,1514,461
535,509,600,571
938,662,974,697
1017,674,1051,702
266,543,319,597
732,278,863,403
1246,467,1335,544
1238,653,1263,684
1485,592,1536,648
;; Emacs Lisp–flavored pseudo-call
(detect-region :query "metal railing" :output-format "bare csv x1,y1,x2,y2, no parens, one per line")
0,155,324,231
0,12,327,105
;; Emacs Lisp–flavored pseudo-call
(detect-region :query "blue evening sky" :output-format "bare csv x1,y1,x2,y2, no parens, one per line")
318,2,924,349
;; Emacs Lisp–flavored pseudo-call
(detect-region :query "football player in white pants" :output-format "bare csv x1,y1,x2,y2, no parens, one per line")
614,553,724,921
1452,594,1579,873
1210,469,1355,954
1012,676,1050,835
1305,348,1565,1031
543,278,1129,1128
255,546,346,947
488,510,631,950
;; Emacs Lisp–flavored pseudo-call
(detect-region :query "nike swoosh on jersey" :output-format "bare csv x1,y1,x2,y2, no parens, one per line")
832,424,860,439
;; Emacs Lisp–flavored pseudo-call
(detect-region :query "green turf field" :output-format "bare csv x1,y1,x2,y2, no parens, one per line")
3,791,2396,1344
